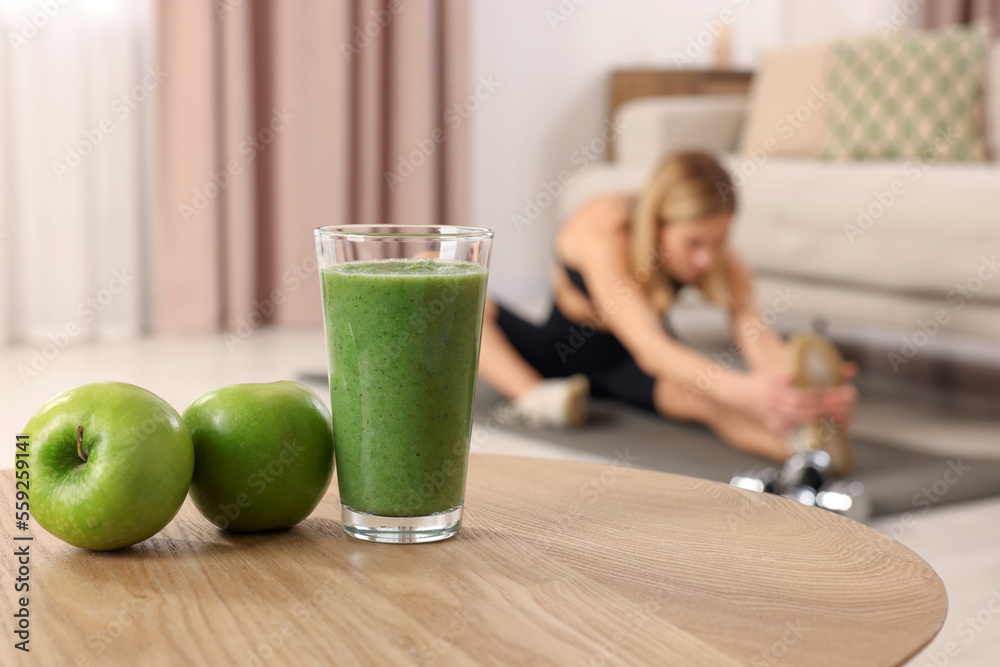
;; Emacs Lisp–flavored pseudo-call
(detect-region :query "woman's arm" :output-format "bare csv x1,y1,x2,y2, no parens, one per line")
572,213,819,431
725,252,789,374
725,253,860,427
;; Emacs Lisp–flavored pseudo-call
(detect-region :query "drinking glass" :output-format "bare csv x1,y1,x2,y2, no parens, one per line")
314,225,493,543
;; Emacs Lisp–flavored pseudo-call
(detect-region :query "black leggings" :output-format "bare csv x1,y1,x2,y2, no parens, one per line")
494,302,657,412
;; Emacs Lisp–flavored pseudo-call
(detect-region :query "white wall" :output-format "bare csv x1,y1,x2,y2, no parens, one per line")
470,0,916,304
780,0,923,46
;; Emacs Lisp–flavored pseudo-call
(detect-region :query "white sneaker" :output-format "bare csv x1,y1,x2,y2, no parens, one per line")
511,374,590,428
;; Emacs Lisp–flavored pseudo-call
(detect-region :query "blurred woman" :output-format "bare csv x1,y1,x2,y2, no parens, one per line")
478,151,856,468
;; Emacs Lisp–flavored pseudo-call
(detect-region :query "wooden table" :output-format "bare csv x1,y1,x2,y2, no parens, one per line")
1,455,946,666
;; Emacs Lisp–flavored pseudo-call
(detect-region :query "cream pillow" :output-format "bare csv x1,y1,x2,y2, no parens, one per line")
740,41,831,157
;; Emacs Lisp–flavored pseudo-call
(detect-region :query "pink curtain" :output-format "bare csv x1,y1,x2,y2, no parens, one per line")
924,0,1000,33
156,0,469,334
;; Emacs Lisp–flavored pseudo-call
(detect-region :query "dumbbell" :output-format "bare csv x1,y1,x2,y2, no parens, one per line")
815,480,871,522
777,450,834,492
730,466,779,494
780,485,817,507
730,454,868,522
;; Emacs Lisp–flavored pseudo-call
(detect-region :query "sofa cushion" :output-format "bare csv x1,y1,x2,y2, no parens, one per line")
614,96,746,166
822,22,991,162
726,156,1000,304
740,41,830,158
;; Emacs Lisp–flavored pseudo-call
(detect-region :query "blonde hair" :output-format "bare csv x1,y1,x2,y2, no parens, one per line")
630,151,736,313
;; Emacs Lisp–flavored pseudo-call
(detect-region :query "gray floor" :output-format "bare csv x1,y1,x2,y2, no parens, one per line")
473,383,1000,518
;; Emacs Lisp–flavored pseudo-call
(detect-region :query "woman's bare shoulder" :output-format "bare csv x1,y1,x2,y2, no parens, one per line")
557,194,631,261
567,194,631,232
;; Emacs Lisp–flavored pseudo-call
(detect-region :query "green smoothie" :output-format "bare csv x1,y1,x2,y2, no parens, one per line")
320,259,488,517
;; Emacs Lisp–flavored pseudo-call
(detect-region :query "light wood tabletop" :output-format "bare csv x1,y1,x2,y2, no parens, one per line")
2,454,946,666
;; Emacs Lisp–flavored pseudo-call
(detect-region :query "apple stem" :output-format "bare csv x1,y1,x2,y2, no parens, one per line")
77,425,88,463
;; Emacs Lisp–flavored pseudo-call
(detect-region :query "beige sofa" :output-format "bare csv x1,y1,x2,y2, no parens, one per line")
560,43,1000,346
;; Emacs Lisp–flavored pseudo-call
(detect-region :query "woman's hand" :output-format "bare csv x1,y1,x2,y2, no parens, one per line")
819,362,858,428
735,371,824,435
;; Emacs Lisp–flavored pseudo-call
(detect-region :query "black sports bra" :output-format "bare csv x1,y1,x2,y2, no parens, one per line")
564,264,591,297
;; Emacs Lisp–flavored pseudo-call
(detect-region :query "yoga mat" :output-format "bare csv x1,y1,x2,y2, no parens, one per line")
473,383,1000,518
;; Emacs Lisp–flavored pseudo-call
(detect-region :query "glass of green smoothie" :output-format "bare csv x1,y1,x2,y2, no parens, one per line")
314,225,493,543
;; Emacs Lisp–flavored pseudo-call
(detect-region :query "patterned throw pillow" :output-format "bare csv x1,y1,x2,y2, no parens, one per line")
821,22,990,161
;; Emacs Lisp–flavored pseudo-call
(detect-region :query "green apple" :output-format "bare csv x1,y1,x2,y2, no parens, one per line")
24,382,195,551
182,381,334,532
